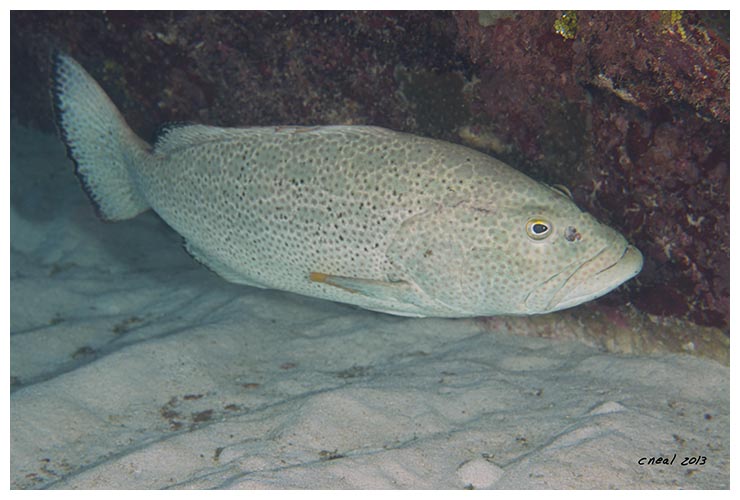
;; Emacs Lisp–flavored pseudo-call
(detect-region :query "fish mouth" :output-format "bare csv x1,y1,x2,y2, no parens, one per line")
543,243,643,312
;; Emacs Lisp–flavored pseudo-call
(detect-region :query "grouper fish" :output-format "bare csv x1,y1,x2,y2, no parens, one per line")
52,53,642,317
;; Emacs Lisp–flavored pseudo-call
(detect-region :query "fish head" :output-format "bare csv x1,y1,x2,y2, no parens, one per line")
389,182,643,316
509,199,644,315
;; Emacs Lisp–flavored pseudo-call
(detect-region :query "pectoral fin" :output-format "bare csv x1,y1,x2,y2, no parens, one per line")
309,272,417,302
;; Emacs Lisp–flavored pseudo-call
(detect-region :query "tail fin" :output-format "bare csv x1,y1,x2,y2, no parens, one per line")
52,53,151,221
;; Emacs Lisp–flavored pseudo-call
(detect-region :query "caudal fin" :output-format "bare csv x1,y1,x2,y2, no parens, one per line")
52,53,151,221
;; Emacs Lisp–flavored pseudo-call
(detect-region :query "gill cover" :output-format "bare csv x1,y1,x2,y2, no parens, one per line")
387,202,501,315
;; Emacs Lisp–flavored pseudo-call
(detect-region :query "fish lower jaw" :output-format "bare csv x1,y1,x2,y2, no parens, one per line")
545,244,644,313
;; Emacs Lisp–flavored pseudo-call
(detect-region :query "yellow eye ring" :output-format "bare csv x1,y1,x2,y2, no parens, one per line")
526,218,552,240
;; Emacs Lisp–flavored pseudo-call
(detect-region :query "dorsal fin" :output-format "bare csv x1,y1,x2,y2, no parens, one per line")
154,122,266,154
153,123,238,154
152,121,194,145
152,123,407,155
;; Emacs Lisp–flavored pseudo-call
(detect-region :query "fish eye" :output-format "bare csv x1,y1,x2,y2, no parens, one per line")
526,218,552,240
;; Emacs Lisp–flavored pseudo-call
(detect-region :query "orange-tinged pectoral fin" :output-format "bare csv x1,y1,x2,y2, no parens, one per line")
309,271,416,301
309,271,330,283
309,271,360,294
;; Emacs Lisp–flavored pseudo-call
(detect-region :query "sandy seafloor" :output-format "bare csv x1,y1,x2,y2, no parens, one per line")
9,124,730,489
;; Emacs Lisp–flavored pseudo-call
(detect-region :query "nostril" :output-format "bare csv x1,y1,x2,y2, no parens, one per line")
564,226,581,242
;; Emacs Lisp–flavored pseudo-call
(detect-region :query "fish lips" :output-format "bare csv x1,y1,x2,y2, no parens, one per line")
549,244,643,312
526,243,643,314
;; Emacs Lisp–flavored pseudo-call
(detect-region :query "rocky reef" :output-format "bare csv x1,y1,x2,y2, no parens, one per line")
10,11,729,337
11,11,465,138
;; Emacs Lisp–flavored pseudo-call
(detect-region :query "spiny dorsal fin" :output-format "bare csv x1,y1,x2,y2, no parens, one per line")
152,124,406,155
153,122,233,154
152,123,319,154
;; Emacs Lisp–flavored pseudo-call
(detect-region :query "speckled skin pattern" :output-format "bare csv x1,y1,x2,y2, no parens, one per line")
54,54,643,317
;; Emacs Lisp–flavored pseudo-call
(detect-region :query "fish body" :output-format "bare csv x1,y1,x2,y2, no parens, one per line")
52,54,642,317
